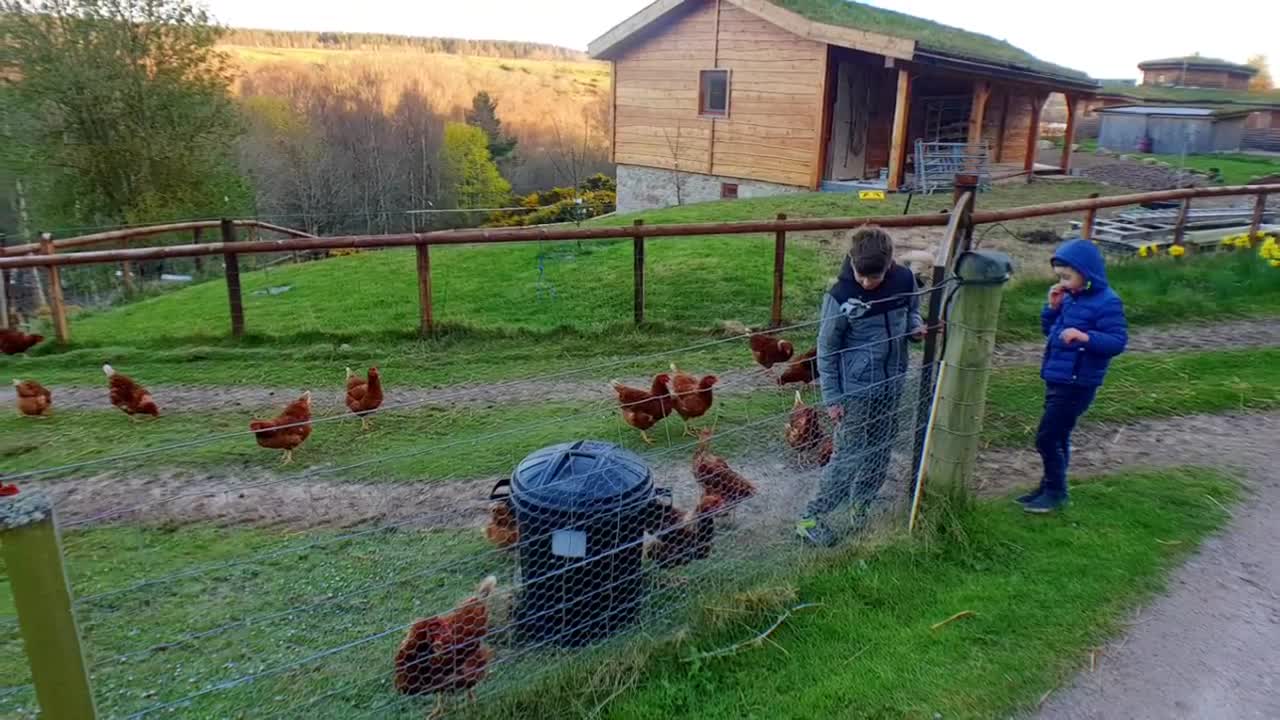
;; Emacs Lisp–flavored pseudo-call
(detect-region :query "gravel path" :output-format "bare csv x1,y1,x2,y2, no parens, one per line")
43,318,1280,413
974,411,1280,720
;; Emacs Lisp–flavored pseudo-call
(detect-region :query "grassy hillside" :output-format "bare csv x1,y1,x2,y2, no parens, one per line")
224,44,610,137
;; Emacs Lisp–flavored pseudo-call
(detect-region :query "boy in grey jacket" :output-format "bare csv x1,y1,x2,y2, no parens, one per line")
797,227,925,547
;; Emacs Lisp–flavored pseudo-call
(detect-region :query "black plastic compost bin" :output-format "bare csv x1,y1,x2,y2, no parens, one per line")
498,440,657,647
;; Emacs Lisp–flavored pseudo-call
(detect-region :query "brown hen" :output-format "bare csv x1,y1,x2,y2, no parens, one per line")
394,575,498,718
778,348,819,386
249,391,312,464
12,379,52,417
647,493,725,569
666,364,718,437
785,392,833,467
103,364,159,418
485,503,519,549
692,429,757,506
749,333,794,372
345,367,384,430
610,373,672,444
0,329,43,355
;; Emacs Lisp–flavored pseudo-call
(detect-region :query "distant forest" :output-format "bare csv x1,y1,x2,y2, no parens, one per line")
222,28,588,61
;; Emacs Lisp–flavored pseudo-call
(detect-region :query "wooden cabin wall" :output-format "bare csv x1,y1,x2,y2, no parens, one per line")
612,0,717,175
984,88,1037,165
709,2,826,187
611,0,827,188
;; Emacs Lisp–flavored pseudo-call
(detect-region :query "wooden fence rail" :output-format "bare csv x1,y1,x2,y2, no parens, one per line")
1,219,315,256
1,183,1275,343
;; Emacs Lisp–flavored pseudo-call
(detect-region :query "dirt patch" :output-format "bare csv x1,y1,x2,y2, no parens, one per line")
46,367,786,414
992,317,1280,368
38,448,830,535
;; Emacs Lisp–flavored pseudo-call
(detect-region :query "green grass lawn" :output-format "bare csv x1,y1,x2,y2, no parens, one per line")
6,346,1276,485
999,251,1280,342
0,524,501,719
1147,152,1280,185
0,387,804,482
15,231,1279,391
984,347,1280,445
0,468,1239,719
11,183,1132,386
485,468,1238,720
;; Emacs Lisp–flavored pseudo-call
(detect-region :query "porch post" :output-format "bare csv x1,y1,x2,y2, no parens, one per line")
887,68,913,192
966,81,991,148
1024,93,1048,179
1060,93,1079,175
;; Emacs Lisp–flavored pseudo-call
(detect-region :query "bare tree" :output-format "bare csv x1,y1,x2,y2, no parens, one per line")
662,121,688,206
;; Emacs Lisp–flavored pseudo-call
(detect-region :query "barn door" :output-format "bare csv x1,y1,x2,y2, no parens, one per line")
826,62,871,181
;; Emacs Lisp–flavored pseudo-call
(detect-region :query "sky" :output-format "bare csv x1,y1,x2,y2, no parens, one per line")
206,0,1279,80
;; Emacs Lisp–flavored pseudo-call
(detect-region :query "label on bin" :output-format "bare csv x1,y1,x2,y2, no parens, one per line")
551,529,587,558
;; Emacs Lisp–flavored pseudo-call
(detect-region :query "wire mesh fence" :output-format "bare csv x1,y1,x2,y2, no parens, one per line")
0,292,942,718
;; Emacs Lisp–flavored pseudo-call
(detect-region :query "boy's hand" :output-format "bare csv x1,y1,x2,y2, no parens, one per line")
1060,328,1089,345
1047,283,1066,310
827,405,845,424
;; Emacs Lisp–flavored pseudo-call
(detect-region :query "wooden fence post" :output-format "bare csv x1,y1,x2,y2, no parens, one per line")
1081,192,1100,240
633,219,645,326
39,233,69,345
416,243,433,337
1172,197,1192,246
921,250,1013,508
191,227,204,275
953,174,979,250
1,492,98,720
120,238,136,298
221,219,244,339
771,213,787,328
0,247,10,329
911,200,969,483
1248,192,1267,243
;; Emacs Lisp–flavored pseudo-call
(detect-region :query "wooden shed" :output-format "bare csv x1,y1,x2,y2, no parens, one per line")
589,0,1097,210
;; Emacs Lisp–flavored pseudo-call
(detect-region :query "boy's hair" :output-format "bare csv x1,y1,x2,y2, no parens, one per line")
848,226,894,276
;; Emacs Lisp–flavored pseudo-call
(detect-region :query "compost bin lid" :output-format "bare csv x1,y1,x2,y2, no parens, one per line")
511,440,652,513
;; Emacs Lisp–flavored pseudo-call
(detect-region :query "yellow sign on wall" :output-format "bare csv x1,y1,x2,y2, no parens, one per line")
858,190,887,201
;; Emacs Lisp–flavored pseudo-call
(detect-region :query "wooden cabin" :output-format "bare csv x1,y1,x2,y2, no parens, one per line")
589,0,1097,210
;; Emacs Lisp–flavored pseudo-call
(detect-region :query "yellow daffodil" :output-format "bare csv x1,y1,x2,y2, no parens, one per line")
1169,244,1186,258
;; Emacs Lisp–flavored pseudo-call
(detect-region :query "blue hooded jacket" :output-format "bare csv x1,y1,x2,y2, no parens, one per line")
1040,239,1128,387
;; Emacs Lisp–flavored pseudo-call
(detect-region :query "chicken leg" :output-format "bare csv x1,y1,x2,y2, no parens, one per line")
281,449,294,465
360,415,372,432
640,430,655,445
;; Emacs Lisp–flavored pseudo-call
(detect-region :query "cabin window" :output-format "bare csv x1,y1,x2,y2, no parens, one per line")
699,69,730,117
720,182,739,199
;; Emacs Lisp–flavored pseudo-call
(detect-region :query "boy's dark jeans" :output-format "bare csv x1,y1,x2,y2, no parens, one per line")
1035,382,1098,499
806,387,900,517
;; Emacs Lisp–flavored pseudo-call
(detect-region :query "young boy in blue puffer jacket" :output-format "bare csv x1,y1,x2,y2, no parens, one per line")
1021,239,1128,514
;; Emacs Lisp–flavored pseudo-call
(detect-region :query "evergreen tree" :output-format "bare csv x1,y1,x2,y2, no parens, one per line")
465,91,518,162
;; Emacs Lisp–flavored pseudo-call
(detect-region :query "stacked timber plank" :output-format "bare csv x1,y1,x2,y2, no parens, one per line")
1085,205,1278,255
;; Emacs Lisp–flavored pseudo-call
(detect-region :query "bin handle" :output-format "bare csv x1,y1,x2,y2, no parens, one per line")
489,477,512,501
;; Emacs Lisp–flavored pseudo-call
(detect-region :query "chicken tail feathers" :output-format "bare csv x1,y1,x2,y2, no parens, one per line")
11,379,20,386
476,575,498,599
345,367,353,380
102,363,116,377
